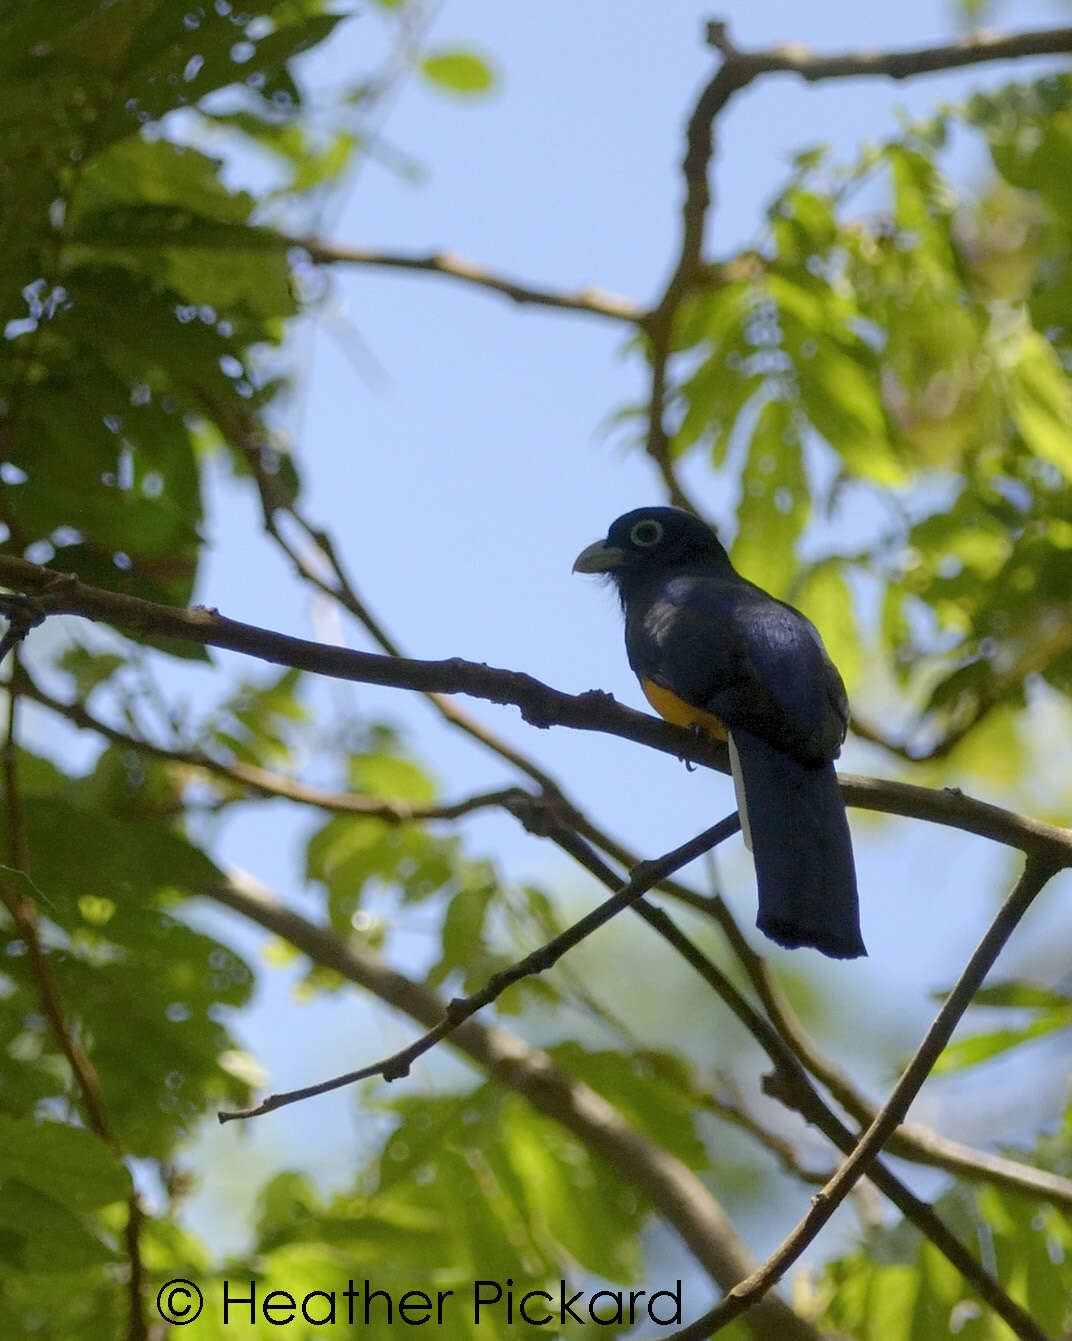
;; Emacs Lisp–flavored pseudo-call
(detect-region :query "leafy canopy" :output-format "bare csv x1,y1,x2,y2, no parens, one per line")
2,3,1072,1338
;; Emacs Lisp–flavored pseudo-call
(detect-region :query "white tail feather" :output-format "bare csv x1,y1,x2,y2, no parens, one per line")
728,731,752,850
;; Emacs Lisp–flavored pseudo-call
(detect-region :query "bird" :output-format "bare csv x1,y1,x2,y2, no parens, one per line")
573,506,865,959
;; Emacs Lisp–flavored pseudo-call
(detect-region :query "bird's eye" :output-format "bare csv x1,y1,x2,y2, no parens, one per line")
630,520,663,547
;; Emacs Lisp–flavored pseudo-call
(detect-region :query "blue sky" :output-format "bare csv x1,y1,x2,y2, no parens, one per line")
172,0,1072,1275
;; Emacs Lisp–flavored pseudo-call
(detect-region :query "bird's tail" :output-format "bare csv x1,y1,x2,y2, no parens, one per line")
728,727,865,959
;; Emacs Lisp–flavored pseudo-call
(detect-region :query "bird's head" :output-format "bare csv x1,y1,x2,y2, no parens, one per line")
572,507,729,582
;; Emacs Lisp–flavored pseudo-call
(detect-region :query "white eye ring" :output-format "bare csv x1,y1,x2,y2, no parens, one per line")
630,519,663,548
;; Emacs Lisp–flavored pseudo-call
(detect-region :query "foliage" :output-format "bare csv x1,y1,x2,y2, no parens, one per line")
820,1181,1072,1339
2,2,1072,1339
666,76,1072,761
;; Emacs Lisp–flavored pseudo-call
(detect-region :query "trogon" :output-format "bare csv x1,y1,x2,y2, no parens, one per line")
573,506,865,959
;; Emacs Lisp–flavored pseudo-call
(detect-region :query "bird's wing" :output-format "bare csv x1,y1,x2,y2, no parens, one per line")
627,572,846,765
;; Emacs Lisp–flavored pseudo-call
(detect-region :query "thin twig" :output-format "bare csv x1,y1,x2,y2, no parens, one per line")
705,20,1072,83
746,932,1072,1209
217,813,740,1121
22,667,530,822
680,1065,830,1186
299,239,645,323
228,438,572,799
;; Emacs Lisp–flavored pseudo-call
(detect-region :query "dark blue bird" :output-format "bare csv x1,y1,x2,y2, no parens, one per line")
574,506,865,959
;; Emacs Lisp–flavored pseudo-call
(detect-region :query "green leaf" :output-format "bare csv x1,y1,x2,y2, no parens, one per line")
971,75,1072,217
942,704,1026,785
2,782,255,1156
430,875,497,990
56,645,126,697
208,668,307,767
76,139,254,223
0,1183,115,1274
501,1098,643,1282
934,1007,1072,1073
0,1117,130,1210
798,342,898,482
420,49,496,96
548,1045,709,1170
670,282,758,463
305,813,456,926
793,563,860,693
996,313,1072,480
349,752,436,804
770,188,837,262
731,398,809,598
969,981,1072,1009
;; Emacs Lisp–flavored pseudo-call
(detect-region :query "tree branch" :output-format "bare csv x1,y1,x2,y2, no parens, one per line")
208,869,821,1341
236,430,1066,1224
298,238,645,323
217,266,1072,1224
23,543,1048,1331
238,443,570,798
218,812,741,1121
696,1076,830,1186
667,856,1058,1341
4,553,1072,867
21,665,529,823
705,20,1072,84
641,41,761,512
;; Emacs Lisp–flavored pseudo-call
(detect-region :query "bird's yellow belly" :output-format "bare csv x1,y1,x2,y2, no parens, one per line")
639,678,727,741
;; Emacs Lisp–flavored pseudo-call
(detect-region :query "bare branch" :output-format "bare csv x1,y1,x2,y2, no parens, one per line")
705,21,1072,83
298,238,645,323
838,772,1070,861
642,352,706,516
752,927,1072,1208
667,857,1057,1341
642,50,759,509
697,1078,829,1185
22,666,529,824
218,812,740,1121
4,552,1072,868
238,444,569,798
